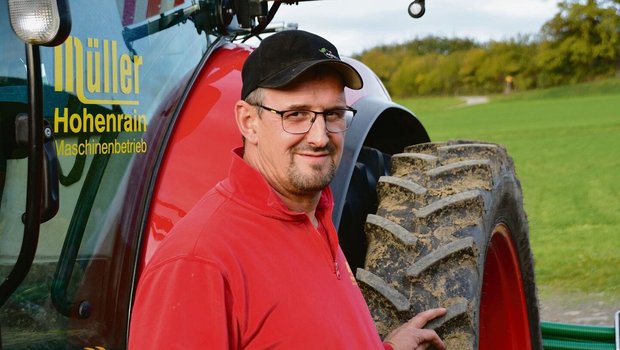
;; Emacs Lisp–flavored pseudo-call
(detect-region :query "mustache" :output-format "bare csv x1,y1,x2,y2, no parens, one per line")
292,142,337,154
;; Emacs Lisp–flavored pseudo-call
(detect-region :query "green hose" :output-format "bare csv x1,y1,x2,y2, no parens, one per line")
542,321,615,342
542,321,616,350
543,339,614,350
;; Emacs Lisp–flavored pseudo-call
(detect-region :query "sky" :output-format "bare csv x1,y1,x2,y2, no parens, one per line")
268,0,563,56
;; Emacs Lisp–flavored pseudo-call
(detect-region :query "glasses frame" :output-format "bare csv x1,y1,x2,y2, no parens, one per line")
254,104,357,134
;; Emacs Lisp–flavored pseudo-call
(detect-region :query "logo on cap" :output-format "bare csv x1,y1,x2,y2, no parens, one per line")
319,47,338,60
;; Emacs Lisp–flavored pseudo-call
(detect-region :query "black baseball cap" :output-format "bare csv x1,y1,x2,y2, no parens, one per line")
241,30,363,100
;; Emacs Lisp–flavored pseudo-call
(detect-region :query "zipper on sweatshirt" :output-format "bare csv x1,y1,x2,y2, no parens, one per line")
310,220,341,280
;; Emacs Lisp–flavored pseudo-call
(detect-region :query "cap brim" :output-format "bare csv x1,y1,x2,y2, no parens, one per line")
259,59,363,91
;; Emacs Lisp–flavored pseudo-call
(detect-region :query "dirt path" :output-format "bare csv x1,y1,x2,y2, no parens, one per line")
539,290,619,326
460,96,490,106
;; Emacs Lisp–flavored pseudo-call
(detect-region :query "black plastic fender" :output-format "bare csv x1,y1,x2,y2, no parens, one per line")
331,96,430,270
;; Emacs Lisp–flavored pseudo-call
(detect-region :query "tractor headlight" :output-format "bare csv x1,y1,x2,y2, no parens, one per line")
408,0,426,18
8,0,71,46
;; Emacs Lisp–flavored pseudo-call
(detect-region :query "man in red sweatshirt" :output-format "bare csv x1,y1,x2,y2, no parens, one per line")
129,30,446,350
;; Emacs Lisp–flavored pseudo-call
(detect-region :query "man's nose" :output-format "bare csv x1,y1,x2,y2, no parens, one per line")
305,115,330,146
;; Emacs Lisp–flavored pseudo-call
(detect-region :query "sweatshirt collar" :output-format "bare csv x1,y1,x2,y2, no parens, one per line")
218,148,335,222
217,148,342,272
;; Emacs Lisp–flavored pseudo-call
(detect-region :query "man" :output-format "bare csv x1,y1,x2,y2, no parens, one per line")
129,30,446,349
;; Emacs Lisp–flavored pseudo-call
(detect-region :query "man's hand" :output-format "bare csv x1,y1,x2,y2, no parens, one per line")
383,308,447,350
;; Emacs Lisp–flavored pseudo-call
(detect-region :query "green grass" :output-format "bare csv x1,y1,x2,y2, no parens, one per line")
396,79,620,296
396,96,463,115
492,78,620,102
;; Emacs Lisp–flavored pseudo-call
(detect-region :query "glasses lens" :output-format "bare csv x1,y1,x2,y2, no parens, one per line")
325,109,354,133
280,109,355,134
282,110,314,134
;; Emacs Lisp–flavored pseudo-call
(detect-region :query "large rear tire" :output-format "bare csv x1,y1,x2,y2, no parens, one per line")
356,141,542,349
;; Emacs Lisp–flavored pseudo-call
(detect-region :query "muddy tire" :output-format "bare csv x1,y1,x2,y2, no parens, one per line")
356,140,542,349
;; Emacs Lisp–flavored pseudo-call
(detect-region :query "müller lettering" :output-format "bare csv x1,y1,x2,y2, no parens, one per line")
54,36,143,105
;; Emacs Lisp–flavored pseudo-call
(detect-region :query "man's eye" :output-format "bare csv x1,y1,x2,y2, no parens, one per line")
325,110,345,119
285,111,310,120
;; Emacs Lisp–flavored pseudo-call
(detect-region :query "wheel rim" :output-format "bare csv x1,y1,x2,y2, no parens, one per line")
479,224,532,350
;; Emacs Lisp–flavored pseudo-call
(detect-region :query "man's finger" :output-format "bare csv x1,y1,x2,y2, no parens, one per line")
414,328,446,350
407,307,447,329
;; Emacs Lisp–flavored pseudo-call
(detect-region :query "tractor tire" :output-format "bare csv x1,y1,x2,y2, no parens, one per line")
356,140,542,350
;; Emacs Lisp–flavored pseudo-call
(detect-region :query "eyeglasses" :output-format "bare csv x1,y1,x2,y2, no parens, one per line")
255,104,357,134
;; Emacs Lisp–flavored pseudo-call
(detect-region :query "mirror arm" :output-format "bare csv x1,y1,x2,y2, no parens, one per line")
0,44,44,308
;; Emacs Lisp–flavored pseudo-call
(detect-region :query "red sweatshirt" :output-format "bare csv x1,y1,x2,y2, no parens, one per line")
129,150,386,349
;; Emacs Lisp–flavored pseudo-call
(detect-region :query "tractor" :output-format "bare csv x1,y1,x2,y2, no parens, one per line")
1,0,552,348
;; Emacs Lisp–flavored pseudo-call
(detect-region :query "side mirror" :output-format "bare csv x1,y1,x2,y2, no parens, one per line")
15,115,60,224
7,0,71,46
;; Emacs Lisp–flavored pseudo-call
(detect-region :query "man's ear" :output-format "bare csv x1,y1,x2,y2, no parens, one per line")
235,100,259,145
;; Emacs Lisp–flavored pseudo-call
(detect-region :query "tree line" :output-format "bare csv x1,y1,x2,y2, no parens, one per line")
355,0,620,97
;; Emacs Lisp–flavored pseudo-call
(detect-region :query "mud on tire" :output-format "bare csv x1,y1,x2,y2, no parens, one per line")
356,140,542,349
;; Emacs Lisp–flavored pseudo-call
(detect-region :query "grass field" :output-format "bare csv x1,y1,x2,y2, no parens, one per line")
396,79,620,301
